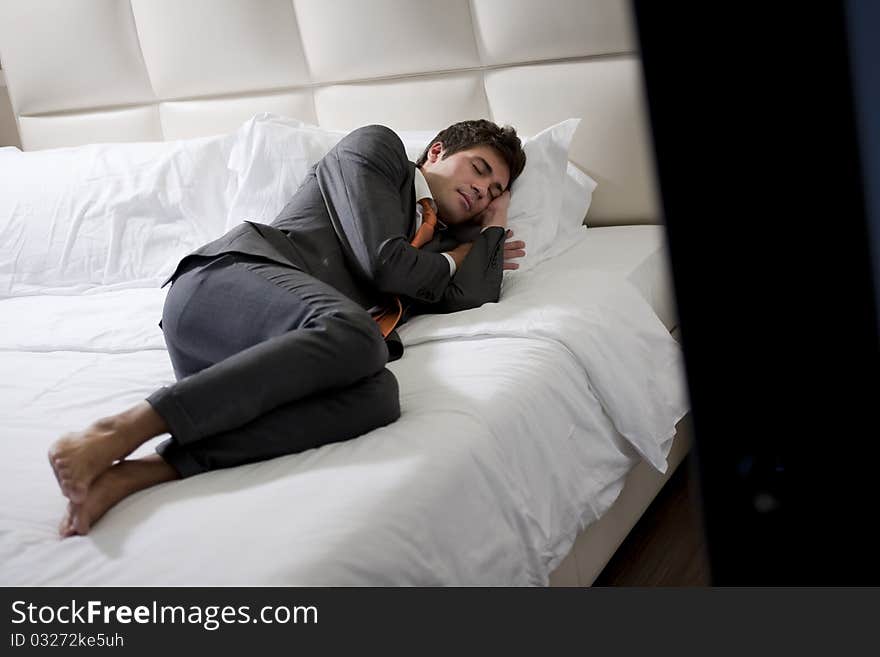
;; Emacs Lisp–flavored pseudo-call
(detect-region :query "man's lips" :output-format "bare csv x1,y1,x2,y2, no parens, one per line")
459,191,472,211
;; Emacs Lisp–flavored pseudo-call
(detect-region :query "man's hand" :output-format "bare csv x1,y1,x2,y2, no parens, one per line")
503,229,526,271
445,241,474,270
479,190,511,230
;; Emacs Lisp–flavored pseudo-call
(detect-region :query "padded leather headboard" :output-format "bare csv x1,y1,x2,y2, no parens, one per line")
0,0,658,226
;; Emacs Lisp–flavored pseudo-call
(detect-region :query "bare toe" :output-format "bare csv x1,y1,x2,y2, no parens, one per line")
58,503,77,538
70,506,91,536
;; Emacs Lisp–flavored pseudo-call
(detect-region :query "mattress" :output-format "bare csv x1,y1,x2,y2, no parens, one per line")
0,225,688,585
554,225,677,331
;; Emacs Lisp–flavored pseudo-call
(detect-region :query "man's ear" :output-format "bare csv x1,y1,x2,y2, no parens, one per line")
427,142,444,163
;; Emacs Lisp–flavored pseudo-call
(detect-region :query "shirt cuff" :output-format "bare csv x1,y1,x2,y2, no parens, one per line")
441,252,457,277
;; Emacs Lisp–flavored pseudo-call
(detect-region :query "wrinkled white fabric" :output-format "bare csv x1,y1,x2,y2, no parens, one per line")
401,268,688,472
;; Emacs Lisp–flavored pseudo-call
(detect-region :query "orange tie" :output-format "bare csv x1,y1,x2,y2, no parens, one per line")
372,199,437,338
411,198,437,248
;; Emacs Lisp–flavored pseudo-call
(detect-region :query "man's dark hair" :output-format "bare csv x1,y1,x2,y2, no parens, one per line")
416,119,526,189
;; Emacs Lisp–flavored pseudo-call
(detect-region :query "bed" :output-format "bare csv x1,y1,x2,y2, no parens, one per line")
0,0,690,586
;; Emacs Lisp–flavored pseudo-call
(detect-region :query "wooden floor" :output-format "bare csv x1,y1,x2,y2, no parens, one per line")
593,455,713,586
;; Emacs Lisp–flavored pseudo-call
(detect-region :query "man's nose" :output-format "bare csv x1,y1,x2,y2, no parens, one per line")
471,183,486,200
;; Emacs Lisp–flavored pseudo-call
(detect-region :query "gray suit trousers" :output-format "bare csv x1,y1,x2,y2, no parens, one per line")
147,253,400,477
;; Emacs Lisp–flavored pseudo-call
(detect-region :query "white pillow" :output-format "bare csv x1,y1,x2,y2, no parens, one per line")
226,114,593,272
504,119,580,271
0,135,237,296
225,116,340,231
0,113,594,296
547,162,597,261
562,163,597,233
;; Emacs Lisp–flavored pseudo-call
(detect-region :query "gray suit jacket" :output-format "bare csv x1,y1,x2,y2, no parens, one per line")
163,124,505,328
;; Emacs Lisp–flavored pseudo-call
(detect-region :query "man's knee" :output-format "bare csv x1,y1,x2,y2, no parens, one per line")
370,368,401,425
326,309,389,373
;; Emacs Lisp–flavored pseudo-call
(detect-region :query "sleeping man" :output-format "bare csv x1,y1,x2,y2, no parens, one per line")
48,119,528,537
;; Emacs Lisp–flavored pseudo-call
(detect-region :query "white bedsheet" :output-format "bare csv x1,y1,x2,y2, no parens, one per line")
0,232,688,585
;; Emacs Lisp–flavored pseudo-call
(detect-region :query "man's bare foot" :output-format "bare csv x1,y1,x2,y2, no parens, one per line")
50,425,127,504
58,455,179,538
49,402,169,503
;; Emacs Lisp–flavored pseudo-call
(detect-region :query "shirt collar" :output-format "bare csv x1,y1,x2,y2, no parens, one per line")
414,167,446,230
413,167,435,210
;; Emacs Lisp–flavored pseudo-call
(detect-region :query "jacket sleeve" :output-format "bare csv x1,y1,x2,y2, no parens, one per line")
414,226,506,314
314,125,452,305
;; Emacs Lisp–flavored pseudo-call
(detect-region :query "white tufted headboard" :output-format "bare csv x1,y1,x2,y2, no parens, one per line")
0,0,658,227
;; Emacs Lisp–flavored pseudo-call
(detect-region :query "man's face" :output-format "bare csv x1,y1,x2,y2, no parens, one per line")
420,143,511,225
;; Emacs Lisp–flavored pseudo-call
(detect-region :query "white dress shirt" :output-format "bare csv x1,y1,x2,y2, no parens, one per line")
413,167,457,276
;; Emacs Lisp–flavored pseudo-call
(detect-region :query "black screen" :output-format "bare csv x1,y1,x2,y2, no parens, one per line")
632,1,880,584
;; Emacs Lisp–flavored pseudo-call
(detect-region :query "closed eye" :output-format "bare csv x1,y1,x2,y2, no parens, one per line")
474,157,506,198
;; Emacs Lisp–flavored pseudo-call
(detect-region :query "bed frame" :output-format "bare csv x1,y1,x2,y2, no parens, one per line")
0,0,686,586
